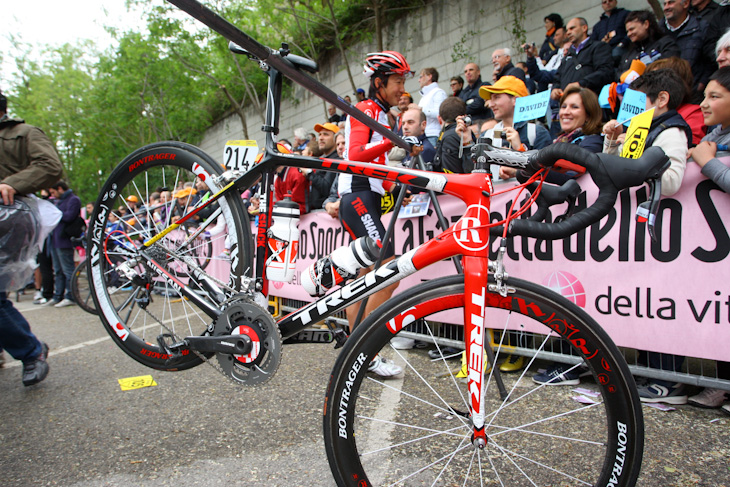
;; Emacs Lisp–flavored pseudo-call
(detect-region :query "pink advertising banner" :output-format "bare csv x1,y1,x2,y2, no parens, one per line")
255,162,730,362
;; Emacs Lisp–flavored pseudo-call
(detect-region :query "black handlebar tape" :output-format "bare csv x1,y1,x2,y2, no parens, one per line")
509,143,621,240
508,188,618,240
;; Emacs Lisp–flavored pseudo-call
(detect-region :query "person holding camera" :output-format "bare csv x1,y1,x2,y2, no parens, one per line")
432,97,475,174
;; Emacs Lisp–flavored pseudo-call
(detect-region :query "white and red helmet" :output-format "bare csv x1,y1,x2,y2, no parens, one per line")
363,51,413,79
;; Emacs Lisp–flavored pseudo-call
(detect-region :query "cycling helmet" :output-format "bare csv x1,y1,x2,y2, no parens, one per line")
363,51,413,79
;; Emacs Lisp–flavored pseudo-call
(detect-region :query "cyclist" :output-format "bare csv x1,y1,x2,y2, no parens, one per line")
339,51,413,378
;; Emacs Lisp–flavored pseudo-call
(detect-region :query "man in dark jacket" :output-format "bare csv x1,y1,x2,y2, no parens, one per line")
551,17,614,100
433,97,474,174
491,48,526,82
305,122,340,211
660,0,716,98
47,180,80,308
458,63,492,124
590,0,631,62
0,89,62,386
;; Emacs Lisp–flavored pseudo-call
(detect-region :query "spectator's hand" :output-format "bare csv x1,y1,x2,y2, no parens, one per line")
503,127,522,151
551,88,564,100
602,120,624,142
499,167,518,180
325,200,340,219
300,168,311,176
401,191,413,207
455,116,472,145
0,183,17,205
689,141,717,168
523,43,537,58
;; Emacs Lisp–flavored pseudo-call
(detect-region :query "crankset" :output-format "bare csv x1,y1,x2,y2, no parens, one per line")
213,298,282,385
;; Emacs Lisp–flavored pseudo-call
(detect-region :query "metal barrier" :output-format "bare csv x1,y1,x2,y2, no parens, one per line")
276,297,730,392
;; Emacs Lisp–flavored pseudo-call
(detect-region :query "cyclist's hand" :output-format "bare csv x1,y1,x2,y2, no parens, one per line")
402,135,423,157
388,146,407,164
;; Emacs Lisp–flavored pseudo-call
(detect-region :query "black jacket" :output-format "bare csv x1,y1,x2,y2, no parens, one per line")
660,14,715,89
617,35,681,78
307,150,339,211
496,62,526,82
590,8,630,49
458,76,492,119
433,123,474,174
553,38,614,93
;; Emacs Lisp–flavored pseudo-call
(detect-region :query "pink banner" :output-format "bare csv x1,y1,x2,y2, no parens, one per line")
256,162,730,362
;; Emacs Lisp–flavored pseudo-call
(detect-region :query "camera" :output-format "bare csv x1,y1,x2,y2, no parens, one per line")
463,115,472,126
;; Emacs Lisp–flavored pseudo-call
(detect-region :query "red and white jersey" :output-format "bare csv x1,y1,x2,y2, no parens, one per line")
339,98,394,196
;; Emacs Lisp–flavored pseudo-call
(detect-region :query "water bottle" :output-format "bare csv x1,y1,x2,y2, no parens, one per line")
301,237,382,296
265,195,300,282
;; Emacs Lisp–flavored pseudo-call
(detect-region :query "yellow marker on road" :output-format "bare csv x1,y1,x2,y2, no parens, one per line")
118,375,158,391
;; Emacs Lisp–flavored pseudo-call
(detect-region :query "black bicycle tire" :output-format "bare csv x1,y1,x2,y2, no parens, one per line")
323,274,644,487
87,141,253,371
70,259,97,315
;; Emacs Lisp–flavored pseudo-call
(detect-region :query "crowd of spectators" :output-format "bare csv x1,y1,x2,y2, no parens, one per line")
262,0,730,408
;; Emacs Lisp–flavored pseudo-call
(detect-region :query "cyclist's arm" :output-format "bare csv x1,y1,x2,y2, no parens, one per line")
348,119,393,163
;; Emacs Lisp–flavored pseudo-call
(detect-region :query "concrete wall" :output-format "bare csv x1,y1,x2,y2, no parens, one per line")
199,0,649,160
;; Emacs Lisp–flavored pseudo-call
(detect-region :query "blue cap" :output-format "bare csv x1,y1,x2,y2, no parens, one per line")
356,88,365,94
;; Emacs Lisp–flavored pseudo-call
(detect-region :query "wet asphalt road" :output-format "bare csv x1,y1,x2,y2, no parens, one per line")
1,297,729,486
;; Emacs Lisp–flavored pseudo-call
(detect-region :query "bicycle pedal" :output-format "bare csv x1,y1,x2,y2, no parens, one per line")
323,319,349,349
156,333,186,361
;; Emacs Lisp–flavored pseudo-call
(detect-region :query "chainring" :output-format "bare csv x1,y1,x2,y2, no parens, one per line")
213,297,282,385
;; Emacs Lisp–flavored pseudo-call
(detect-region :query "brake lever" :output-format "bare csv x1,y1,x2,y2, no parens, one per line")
635,178,662,241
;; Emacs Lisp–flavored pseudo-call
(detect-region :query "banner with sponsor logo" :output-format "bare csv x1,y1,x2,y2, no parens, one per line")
210,162,730,361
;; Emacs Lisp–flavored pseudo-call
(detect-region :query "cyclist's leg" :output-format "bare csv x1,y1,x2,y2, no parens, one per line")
339,190,397,331
88,141,252,371
324,275,644,487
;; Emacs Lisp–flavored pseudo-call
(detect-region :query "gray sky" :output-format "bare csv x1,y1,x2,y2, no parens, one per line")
1,1,147,84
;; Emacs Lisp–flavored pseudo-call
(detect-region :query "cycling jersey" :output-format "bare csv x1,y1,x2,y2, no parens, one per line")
339,98,394,196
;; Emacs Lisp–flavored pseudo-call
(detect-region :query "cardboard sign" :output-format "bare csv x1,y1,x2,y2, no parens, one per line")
621,108,655,159
513,90,550,124
598,84,611,109
617,89,647,125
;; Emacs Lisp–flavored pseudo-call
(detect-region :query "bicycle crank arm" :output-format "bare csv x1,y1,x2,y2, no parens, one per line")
179,335,253,355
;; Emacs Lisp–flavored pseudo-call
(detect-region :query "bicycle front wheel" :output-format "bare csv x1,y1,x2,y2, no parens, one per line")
324,275,643,487
87,141,252,371
71,259,97,315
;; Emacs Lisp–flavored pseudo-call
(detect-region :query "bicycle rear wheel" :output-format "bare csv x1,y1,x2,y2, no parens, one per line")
71,259,97,315
324,275,643,486
87,141,252,371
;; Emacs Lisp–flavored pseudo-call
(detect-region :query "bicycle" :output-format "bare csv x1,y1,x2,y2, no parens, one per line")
86,1,672,485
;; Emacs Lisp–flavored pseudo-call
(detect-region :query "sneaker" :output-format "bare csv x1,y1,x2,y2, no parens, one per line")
688,387,728,409
22,343,49,386
533,364,590,386
368,356,403,378
33,297,48,305
42,299,60,307
390,337,415,350
722,403,730,416
428,347,462,360
499,354,525,373
33,290,43,301
54,298,76,308
638,381,688,405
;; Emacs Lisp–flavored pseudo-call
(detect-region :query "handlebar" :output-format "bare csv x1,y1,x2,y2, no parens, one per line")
473,142,670,241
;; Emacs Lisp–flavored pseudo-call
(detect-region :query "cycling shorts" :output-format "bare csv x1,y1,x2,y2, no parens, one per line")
340,190,394,259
